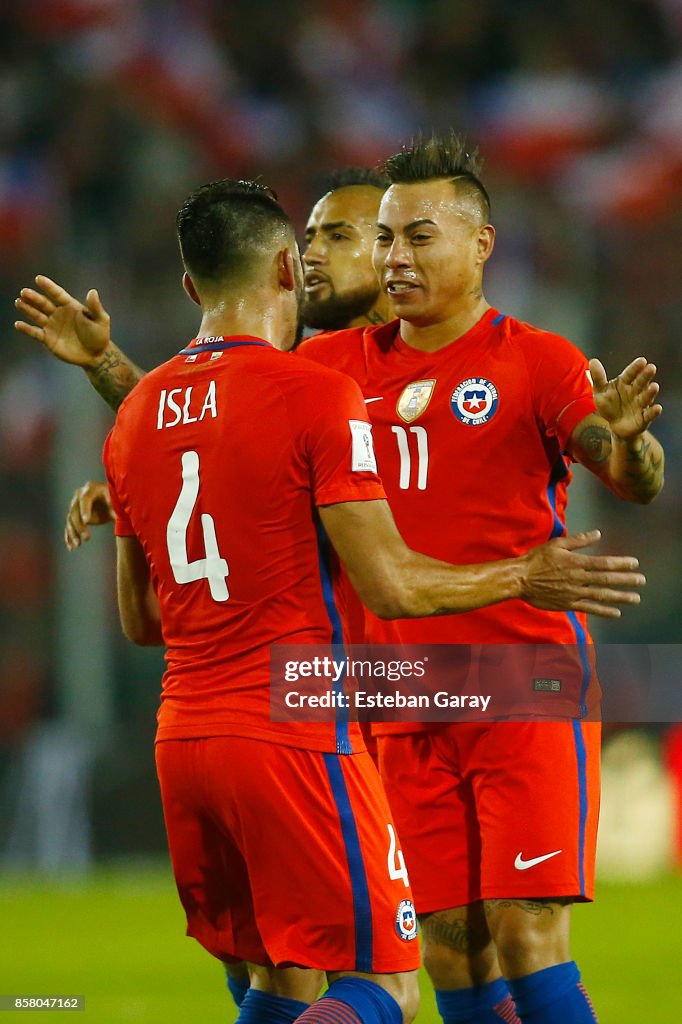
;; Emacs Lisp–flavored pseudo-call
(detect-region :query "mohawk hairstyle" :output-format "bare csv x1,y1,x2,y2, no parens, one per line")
176,178,292,284
322,166,389,193
383,133,491,221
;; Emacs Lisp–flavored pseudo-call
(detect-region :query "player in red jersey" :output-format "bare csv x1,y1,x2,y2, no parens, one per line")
48,167,390,1018
99,177,425,1024
296,135,664,1024
16,177,649,1024
54,166,393,1016
60,168,395,740
59,167,392,555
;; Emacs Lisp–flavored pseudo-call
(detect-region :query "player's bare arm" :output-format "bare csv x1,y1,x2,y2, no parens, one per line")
568,357,664,503
116,536,163,646
319,500,644,620
64,480,114,551
14,275,145,412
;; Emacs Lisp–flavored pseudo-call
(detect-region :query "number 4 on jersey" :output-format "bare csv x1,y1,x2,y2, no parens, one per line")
387,823,410,887
166,450,230,602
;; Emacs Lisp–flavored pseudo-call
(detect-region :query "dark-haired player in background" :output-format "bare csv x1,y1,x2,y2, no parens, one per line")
302,167,391,333
298,135,664,1024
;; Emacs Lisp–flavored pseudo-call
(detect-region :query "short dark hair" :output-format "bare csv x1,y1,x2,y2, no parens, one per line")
322,166,389,193
176,178,293,284
383,133,491,221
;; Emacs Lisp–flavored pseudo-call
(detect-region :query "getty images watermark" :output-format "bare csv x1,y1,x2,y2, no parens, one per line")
280,653,492,713
270,644,682,723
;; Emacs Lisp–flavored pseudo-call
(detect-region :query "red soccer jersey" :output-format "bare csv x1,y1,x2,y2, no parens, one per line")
103,336,385,752
298,308,597,647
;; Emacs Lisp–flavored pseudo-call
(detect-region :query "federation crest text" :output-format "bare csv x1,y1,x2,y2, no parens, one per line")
450,378,499,426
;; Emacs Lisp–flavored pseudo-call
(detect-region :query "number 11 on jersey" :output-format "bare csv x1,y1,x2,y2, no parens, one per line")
392,425,429,490
167,450,230,602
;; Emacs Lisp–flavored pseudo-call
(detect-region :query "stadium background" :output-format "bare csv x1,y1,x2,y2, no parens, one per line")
0,1,681,1020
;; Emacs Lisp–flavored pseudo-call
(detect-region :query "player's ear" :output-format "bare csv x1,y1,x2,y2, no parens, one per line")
182,272,201,306
477,224,495,264
277,247,298,293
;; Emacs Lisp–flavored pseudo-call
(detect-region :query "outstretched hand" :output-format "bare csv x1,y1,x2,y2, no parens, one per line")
522,529,645,618
15,275,112,368
589,357,662,439
64,481,114,552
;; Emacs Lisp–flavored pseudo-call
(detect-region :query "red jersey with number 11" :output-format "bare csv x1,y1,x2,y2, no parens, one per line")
299,309,597,647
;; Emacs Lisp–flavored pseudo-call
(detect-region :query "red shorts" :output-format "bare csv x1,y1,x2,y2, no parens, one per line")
155,736,421,973
377,721,600,912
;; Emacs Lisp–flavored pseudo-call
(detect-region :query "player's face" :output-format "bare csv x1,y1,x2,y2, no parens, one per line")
302,186,383,330
373,180,492,326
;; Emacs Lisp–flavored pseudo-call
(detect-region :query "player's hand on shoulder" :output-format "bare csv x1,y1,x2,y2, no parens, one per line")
520,529,646,618
65,480,114,551
589,357,662,439
15,275,112,368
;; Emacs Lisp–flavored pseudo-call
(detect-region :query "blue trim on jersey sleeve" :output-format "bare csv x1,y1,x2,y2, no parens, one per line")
491,313,506,325
570,720,588,896
316,519,352,755
323,753,374,972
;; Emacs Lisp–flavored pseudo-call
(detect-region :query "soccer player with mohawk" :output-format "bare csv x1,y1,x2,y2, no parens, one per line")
299,134,664,1024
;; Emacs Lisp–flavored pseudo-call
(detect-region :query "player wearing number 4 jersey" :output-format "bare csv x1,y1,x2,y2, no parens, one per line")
101,179,424,1024
16,177,648,1024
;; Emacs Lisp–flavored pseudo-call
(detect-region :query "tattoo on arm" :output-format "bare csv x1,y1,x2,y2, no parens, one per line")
577,424,612,465
576,421,664,500
622,436,664,496
85,346,146,412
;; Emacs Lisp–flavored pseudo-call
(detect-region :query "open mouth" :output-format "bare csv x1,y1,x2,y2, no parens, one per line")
304,273,331,294
386,280,419,296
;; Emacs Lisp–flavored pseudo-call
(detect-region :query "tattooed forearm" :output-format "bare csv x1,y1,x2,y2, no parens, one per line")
577,424,612,465
85,344,146,412
575,419,664,502
613,433,665,502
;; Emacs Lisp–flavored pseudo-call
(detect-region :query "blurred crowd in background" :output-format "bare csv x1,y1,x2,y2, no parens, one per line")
1,0,681,872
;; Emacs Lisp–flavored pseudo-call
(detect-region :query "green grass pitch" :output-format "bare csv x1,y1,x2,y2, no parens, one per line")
2,863,680,1022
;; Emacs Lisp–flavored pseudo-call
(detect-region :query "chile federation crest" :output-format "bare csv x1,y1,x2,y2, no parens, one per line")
450,377,499,426
395,899,418,941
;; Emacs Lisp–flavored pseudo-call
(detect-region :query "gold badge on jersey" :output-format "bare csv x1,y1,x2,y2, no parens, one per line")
396,379,436,423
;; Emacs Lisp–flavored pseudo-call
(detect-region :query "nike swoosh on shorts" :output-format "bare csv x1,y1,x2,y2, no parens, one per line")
514,849,563,870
